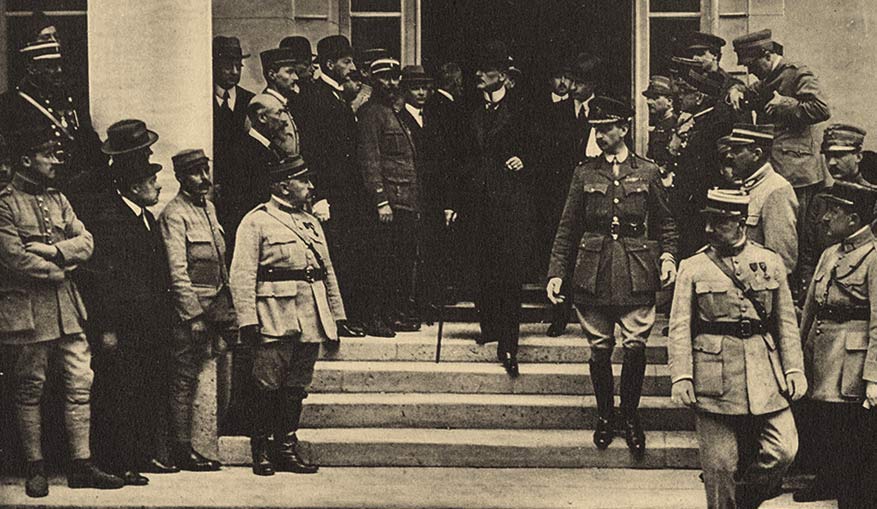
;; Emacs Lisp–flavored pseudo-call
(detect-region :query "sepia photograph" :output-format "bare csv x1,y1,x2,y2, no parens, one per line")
0,1,874,507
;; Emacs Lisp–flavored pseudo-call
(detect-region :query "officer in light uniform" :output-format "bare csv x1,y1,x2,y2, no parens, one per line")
230,155,345,476
669,188,806,509
799,181,877,509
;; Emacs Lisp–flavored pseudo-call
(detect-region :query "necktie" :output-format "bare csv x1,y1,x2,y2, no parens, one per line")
416,108,424,127
221,90,231,114
611,157,620,179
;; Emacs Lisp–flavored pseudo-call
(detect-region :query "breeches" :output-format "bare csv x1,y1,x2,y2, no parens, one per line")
575,305,655,351
252,341,321,392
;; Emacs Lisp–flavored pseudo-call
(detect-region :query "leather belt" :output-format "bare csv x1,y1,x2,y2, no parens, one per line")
257,266,326,283
816,305,869,323
696,319,770,339
585,221,646,239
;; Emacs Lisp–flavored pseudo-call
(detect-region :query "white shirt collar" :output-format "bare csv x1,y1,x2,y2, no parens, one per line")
744,161,773,188
214,85,236,109
437,88,454,102
574,94,594,115
551,92,567,103
320,73,344,93
248,127,272,149
264,87,287,107
483,86,506,106
405,103,424,126
770,55,782,72
119,192,151,230
604,144,629,164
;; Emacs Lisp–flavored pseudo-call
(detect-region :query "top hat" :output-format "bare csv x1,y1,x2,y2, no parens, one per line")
474,40,511,71
822,124,867,153
172,148,209,174
260,48,299,71
101,119,159,156
588,96,634,125
642,75,674,99
818,181,877,223
269,154,311,183
686,32,726,53
279,36,315,63
700,188,750,217
213,36,250,60
567,52,602,83
717,124,775,153
317,35,354,63
401,65,433,86
732,29,777,64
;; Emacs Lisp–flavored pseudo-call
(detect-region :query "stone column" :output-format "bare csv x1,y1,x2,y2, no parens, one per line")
88,0,219,456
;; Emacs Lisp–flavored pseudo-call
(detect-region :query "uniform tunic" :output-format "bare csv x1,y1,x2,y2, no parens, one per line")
742,162,799,274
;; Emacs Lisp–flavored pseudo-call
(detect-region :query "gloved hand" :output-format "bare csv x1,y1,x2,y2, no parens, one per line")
239,324,260,346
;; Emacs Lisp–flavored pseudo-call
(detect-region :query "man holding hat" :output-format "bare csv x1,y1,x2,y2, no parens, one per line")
85,139,175,485
718,124,799,276
0,125,123,497
357,57,421,337
296,35,368,337
799,181,877,509
668,187,805,509
260,47,303,157
729,29,831,233
642,75,678,169
230,155,342,476
158,149,231,472
547,96,678,459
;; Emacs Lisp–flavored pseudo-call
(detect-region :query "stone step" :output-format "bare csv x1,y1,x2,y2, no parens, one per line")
311,362,673,396
302,393,694,431
219,429,699,468
321,323,669,364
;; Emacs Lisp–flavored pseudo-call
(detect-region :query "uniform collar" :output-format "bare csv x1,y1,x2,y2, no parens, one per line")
603,144,629,164
714,236,748,258
743,162,774,189
842,226,873,252
269,194,302,213
11,171,50,195
264,86,288,107
180,189,207,207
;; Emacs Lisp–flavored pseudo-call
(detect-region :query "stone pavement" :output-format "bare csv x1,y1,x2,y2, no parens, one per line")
0,468,836,508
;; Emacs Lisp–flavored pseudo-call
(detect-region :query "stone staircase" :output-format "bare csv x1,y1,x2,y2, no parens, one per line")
218,309,699,469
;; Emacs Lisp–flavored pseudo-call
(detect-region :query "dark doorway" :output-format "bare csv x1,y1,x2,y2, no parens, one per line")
421,0,631,105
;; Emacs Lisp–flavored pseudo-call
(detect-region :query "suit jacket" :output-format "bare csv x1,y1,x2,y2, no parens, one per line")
213,85,255,146
358,96,419,212
0,173,92,344
424,91,466,211
216,132,281,240
230,197,345,342
740,59,831,188
85,194,172,338
668,241,804,416
801,227,877,402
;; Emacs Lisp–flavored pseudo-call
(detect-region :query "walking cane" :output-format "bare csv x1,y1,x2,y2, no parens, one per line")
435,214,455,364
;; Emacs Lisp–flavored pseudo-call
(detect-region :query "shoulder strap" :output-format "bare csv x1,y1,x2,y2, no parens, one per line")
262,207,327,271
704,246,770,322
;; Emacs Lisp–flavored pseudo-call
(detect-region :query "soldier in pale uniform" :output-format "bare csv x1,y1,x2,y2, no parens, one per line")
799,182,877,509
668,188,807,509
547,97,678,459
230,155,345,476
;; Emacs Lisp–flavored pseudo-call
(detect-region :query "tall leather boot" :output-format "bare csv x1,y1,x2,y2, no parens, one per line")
620,348,647,460
274,389,319,474
589,349,615,450
250,391,275,476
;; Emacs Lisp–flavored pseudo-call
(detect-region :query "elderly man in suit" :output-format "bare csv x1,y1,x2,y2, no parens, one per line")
0,126,123,498
158,149,232,472
669,188,806,509
230,156,344,476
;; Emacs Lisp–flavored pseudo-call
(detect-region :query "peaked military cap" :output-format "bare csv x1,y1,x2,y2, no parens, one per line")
269,155,311,183
819,181,877,223
732,29,777,64
701,188,750,217
102,119,159,156
279,36,315,63
213,36,250,60
172,148,209,174
359,48,390,67
589,97,633,125
822,124,867,153
370,57,401,76
686,32,726,52
11,124,63,157
20,39,61,62
642,75,674,99
260,48,298,71
317,35,354,63
717,124,775,152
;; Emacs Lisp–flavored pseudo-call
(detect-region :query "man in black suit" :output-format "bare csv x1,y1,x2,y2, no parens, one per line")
87,144,175,486
296,35,368,336
278,36,317,116
212,36,255,209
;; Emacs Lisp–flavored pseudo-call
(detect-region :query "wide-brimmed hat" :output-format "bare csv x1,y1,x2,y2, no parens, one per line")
279,36,316,64
213,36,250,60
700,188,750,217
401,65,433,86
101,119,159,156
269,155,311,183
172,148,209,174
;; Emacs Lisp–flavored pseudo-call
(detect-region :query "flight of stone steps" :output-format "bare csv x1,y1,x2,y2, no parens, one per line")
219,284,697,468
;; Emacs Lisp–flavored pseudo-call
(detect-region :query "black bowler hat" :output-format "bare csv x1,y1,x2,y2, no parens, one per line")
686,32,726,53
269,155,311,183
701,188,750,217
101,119,159,156
317,35,354,63
260,48,298,71
588,96,634,125
567,52,602,83
111,154,162,185
819,181,877,223
279,36,315,63
213,36,250,60
401,65,434,86
474,40,511,71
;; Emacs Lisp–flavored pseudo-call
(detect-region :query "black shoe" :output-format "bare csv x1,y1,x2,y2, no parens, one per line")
623,413,646,460
593,416,614,450
364,318,395,338
323,338,341,352
274,432,319,474
337,320,366,338
251,435,275,476
25,461,48,498
119,471,149,486
501,352,519,377
793,483,835,502
546,320,566,337
391,319,421,332
172,445,221,472
141,457,180,474
67,459,126,489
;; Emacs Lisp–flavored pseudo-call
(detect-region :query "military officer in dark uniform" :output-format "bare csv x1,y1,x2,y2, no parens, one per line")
230,156,344,476
669,188,806,509
684,32,738,95
547,97,678,459
798,182,877,509
642,75,678,169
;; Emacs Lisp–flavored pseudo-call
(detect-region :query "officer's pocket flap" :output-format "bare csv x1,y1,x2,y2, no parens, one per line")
693,335,723,355
695,280,731,295
749,278,780,292
580,236,604,251
584,183,608,195
845,331,870,351
621,181,649,195
266,232,298,245
186,230,212,243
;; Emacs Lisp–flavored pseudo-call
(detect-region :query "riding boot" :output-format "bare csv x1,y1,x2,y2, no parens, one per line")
250,391,275,476
274,389,319,473
620,348,647,460
589,349,615,450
